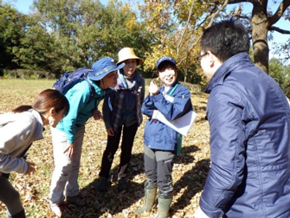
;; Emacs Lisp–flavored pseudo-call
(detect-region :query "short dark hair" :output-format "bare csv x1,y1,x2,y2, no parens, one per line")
200,19,250,62
157,61,177,74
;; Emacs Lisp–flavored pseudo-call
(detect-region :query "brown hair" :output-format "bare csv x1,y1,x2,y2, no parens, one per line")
12,89,69,116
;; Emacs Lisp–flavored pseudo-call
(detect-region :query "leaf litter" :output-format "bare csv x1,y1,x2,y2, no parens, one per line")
0,80,210,218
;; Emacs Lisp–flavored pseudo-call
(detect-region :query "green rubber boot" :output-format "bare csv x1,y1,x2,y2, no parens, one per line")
135,180,157,215
155,194,172,218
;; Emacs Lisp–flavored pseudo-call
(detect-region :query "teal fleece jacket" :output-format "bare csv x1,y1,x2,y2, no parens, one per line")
56,79,105,144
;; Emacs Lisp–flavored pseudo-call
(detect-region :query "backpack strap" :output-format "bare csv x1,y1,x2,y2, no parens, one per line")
84,77,95,102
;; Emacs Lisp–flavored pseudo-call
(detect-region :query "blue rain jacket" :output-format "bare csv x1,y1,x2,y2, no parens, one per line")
142,81,192,151
200,52,290,218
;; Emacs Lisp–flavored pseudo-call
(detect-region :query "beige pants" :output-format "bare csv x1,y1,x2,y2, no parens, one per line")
49,125,85,205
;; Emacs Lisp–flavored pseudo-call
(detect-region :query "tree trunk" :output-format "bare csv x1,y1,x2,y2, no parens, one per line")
184,70,187,83
251,1,269,73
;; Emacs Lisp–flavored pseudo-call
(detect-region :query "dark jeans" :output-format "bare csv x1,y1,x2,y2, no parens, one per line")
99,123,138,179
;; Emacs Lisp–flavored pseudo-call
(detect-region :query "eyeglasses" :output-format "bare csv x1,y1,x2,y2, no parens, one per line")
197,52,208,62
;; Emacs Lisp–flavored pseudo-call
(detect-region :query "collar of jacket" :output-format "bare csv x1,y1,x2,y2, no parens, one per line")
161,80,179,95
205,52,252,94
88,78,106,96
117,69,142,90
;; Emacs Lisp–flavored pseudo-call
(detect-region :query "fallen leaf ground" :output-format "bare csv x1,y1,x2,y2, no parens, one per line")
0,79,210,218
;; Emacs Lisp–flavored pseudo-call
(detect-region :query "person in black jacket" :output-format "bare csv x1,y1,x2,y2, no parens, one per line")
98,48,145,192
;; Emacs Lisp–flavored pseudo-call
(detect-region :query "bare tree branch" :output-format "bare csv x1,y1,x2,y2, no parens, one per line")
227,0,254,4
268,0,290,27
235,14,251,19
206,0,230,28
178,0,230,65
176,1,194,56
269,26,290,34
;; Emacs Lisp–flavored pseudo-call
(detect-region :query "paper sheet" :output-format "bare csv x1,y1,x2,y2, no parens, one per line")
152,109,197,136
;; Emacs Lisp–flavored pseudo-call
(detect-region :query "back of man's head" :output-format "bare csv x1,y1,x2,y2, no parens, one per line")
200,19,250,62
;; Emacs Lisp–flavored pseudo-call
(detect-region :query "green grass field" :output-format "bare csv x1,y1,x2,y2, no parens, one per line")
0,79,210,218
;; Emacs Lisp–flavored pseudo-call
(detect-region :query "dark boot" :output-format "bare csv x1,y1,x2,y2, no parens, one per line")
8,209,26,218
97,176,110,192
117,177,128,192
155,191,172,218
135,180,157,215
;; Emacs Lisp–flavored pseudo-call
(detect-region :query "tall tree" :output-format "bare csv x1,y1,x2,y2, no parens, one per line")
138,0,225,83
32,0,154,73
33,0,105,72
269,58,285,85
0,3,25,69
225,0,290,73
138,0,290,80
268,58,290,97
13,13,58,73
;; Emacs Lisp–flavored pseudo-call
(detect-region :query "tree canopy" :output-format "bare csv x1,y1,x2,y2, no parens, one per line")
0,0,290,85
138,0,290,76
0,0,154,75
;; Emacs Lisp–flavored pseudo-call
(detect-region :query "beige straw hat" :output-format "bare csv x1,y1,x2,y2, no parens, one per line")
117,47,143,66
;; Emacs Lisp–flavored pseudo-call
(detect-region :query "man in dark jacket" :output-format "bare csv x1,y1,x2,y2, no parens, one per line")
195,19,290,218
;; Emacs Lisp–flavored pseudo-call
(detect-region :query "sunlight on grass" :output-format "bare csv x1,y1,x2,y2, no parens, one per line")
0,80,54,112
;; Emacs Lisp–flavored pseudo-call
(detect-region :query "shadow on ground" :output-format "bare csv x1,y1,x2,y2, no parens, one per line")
60,145,209,218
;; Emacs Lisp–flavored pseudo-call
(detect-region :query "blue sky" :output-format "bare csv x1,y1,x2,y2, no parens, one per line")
4,0,289,59
4,0,32,14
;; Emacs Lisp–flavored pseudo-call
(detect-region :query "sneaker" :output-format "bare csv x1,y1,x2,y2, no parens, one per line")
118,177,128,191
66,195,86,206
50,203,66,217
98,177,109,192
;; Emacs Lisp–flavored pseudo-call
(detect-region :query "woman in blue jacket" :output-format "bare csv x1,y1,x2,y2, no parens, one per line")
49,57,124,217
195,20,290,218
135,57,193,218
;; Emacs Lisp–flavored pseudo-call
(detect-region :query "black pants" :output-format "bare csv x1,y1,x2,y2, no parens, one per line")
99,123,138,179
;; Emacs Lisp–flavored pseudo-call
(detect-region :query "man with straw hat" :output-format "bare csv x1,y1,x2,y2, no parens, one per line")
98,47,145,192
